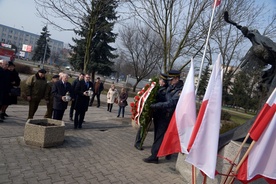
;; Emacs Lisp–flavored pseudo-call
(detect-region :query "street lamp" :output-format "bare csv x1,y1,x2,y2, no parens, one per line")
41,36,48,69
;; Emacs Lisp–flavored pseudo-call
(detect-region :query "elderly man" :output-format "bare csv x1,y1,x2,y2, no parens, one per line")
52,73,73,120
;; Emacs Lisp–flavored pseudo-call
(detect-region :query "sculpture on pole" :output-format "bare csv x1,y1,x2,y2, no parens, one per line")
224,11,276,93
219,11,276,149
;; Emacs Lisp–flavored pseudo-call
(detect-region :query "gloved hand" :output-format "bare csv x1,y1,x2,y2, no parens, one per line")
150,104,157,109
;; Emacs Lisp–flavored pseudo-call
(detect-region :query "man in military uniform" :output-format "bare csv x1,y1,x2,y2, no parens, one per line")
26,69,48,119
143,70,184,164
44,75,59,118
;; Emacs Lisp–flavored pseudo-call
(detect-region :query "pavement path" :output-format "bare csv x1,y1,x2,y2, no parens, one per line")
0,95,186,183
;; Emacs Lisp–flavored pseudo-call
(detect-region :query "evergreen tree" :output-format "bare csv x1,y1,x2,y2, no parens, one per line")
197,63,211,100
70,0,118,78
32,26,51,62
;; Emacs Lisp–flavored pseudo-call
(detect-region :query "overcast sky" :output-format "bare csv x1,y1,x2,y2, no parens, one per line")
0,0,275,46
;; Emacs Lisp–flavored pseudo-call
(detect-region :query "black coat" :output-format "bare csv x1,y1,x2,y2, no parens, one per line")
9,69,21,104
52,80,73,110
74,80,93,112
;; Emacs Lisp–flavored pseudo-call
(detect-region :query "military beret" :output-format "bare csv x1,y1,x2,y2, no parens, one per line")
38,69,47,74
52,75,59,79
168,70,181,77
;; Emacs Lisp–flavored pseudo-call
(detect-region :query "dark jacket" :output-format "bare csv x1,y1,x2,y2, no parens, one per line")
8,69,21,104
25,73,47,101
151,80,184,118
74,80,93,112
71,78,81,99
52,80,73,110
118,92,128,107
93,81,104,95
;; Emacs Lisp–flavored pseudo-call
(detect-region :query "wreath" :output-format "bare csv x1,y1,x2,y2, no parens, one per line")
130,78,159,147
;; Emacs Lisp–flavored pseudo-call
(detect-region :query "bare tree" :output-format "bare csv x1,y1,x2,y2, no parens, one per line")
119,25,162,91
124,0,214,72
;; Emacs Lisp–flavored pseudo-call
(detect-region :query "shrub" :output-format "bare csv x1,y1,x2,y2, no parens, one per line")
15,62,33,74
220,121,240,134
221,110,231,121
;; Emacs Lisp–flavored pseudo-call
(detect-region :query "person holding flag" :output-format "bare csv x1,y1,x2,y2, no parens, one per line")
143,70,183,164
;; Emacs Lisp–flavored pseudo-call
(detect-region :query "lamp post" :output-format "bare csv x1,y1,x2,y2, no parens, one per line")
41,36,47,69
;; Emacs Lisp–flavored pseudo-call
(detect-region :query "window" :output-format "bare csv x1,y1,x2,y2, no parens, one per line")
1,39,5,42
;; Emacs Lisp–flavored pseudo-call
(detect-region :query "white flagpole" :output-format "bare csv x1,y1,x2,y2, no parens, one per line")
195,1,218,95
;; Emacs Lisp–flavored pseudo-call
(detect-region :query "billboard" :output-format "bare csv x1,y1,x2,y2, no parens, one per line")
22,44,32,52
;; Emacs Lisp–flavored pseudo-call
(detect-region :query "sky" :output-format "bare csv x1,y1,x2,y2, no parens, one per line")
0,0,275,46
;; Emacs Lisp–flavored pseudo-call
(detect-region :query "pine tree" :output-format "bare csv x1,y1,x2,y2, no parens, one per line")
32,26,51,63
197,63,211,100
70,0,118,78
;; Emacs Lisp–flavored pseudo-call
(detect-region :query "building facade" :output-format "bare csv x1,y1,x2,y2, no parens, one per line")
0,24,64,60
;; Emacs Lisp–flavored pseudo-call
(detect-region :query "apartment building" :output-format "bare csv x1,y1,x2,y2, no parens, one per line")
0,24,64,60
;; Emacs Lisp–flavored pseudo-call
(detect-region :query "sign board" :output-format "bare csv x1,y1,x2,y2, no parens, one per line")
22,44,32,52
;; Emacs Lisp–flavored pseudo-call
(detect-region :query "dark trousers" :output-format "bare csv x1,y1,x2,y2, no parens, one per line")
69,100,76,118
44,102,53,118
117,106,125,117
90,94,101,107
28,100,41,119
53,109,65,120
74,110,85,128
134,126,142,148
150,119,170,158
107,103,113,112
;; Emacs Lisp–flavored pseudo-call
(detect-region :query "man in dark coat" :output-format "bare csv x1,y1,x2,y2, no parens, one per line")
74,74,93,129
143,70,184,164
0,60,11,120
89,77,104,107
44,75,59,118
69,73,84,121
52,73,73,120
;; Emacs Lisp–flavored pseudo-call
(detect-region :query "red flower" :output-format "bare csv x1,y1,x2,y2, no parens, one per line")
130,102,135,107
134,96,140,101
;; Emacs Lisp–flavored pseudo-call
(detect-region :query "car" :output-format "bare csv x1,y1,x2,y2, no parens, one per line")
65,66,74,71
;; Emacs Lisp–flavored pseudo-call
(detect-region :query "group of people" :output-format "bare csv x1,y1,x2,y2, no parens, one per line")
25,69,128,129
135,70,184,164
0,59,21,122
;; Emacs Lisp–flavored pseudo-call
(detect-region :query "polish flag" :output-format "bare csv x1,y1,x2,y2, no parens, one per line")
185,54,223,179
236,88,276,183
157,59,196,156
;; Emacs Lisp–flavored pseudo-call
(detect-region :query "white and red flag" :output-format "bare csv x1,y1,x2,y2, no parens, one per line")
157,59,196,156
236,88,276,183
185,54,223,179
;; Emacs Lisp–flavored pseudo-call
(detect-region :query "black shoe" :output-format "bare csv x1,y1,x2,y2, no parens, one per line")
143,157,158,164
0,119,3,122
3,113,8,117
165,155,172,160
0,114,5,120
134,145,144,150
117,115,119,118
97,106,100,108
70,117,73,121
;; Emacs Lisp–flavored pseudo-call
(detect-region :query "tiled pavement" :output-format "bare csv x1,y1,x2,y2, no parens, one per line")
0,97,186,183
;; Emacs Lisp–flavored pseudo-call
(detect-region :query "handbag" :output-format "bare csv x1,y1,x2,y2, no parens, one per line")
10,87,21,96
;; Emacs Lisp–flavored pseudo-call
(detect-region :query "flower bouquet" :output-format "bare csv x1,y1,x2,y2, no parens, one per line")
131,78,159,148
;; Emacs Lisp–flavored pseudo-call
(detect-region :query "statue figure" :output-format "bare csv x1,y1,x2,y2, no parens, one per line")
224,11,276,92
219,11,276,149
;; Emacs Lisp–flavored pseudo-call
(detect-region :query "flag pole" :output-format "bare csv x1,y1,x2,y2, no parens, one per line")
195,0,218,95
192,165,197,184
228,141,256,184
221,133,250,184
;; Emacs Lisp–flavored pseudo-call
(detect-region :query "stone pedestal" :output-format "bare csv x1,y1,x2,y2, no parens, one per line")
24,118,65,148
175,141,267,184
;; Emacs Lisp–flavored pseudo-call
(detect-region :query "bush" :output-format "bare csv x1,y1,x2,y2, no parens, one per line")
220,121,240,134
221,110,231,121
15,62,33,74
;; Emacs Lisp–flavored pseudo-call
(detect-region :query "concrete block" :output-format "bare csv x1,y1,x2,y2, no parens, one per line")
175,141,267,184
24,118,65,148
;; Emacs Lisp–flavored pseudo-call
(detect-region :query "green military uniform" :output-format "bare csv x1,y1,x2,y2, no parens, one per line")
26,73,47,119
44,82,54,118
